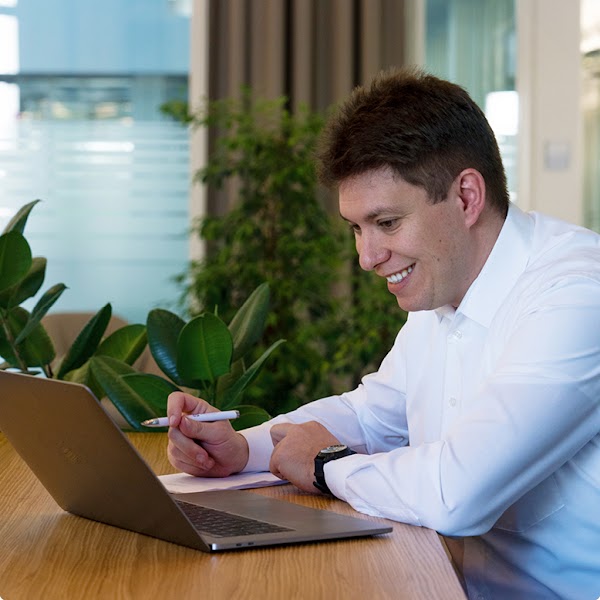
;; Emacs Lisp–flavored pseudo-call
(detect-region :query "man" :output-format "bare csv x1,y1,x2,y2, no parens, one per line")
167,68,600,600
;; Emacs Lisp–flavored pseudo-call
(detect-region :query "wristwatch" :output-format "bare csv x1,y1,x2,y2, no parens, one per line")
314,444,356,495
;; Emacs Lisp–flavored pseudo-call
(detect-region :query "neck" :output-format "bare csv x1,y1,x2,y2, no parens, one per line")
455,208,506,308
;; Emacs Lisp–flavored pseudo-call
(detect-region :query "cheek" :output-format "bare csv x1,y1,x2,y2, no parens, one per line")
417,230,456,273
355,237,365,267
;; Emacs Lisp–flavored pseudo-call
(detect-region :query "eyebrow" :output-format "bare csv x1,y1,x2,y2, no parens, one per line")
338,206,396,224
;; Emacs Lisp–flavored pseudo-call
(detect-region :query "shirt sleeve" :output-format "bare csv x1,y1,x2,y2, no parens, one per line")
325,278,600,536
240,328,411,471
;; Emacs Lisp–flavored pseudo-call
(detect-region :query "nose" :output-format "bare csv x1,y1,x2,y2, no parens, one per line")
356,233,390,271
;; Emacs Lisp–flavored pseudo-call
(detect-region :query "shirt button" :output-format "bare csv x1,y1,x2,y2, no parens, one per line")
453,330,462,339
449,397,457,407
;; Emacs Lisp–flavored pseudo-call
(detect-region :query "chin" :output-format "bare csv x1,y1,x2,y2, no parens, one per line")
394,295,432,313
395,297,417,312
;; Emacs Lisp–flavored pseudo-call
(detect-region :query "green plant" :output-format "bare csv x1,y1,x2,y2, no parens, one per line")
0,201,66,375
1,201,282,432
163,91,348,413
92,282,284,431
332,255,408,387
163,91,409,410
0,201,147,397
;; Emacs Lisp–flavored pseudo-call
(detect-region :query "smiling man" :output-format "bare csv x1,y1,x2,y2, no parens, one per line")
166,68,600,600
338,166,502,313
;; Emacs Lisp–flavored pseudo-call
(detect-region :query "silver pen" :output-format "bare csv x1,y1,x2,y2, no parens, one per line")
140,409,240,428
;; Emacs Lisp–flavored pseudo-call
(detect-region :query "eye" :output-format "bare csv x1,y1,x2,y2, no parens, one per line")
378,218,399,230
348,223,361,235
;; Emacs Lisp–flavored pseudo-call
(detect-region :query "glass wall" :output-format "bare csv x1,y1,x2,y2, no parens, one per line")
425,0,517,201
0,0,191,323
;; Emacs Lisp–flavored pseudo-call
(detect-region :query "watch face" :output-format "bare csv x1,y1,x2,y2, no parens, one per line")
321,444,348,454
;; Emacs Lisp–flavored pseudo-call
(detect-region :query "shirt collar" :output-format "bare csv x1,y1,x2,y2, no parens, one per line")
435,202,534,328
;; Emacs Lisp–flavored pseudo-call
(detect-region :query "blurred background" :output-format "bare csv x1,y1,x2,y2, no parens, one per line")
0,0,596,324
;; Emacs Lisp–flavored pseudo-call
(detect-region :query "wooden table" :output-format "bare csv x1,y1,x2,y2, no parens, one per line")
0,432,466,600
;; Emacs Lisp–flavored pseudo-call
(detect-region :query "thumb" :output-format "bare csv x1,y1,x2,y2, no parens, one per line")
270,423,293,447
178,413,226,443
178,415,209,441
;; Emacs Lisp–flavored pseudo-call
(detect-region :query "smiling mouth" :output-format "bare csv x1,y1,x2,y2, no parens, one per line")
386,264,414,284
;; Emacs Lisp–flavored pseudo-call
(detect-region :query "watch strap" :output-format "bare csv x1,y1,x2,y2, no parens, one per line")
314,445,356,495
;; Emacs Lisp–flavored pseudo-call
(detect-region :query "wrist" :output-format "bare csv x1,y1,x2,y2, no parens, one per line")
238,421,277,472
314,444,356,495
233,432,250,473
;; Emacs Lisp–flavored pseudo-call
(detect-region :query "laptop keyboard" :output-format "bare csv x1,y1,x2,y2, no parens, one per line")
175,499,293,538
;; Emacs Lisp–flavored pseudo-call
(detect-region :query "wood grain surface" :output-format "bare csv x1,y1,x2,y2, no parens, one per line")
0,433,466,600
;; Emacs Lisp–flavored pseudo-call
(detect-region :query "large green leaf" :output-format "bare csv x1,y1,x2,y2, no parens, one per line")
0,257,47,309
17,324,55,367
89,355,159,431
2,199,41,235
57,303,112,379
147,308,185,384
177,313,233,385
228,282,270,362
0,232,32,293
95,324,147,365
63,361,104,400
215,357,245,397
121,373,179,416
15,283,67,344
219,339,285,409
0,306,55,368
0,312,20,367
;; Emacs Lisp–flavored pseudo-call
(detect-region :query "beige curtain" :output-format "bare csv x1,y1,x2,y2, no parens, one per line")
204,0,408,213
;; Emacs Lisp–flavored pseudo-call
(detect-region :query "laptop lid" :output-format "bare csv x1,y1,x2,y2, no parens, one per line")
0,371,391,551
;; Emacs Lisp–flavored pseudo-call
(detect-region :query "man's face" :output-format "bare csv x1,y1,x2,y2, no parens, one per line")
339,167,477,312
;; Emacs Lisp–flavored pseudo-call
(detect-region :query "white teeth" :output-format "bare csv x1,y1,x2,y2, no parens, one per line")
386,265,413,283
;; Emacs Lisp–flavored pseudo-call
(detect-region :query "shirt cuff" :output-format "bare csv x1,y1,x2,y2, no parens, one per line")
323,452,365,500
324,451,421,524
239,422,276,472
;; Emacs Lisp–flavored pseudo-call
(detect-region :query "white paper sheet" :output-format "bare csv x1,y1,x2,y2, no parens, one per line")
158,471,287,493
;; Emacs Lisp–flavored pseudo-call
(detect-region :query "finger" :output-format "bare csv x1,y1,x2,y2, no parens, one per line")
167,445,211,477
177,413,232,444
167,392,197,427
168,424,210,464
269,447,284,480
167,392,211,427
167,443,201,475
271,469,285,481
270,423,293,446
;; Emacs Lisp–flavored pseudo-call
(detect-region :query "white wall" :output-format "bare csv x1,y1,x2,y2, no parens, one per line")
516,0,583,224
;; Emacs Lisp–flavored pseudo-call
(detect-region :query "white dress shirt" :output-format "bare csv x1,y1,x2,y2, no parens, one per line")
241,204,600,600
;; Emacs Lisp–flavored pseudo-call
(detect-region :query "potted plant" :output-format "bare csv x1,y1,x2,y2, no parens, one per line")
0,201,283,432
90,282,284,431
162,91,345,413
0,200,147,380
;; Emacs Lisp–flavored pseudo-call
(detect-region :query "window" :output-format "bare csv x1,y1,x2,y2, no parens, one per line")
425,0,517,201
0,0,191,323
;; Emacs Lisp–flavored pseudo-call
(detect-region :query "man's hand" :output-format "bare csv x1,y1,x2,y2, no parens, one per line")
269,421,341,493
166,392,249,477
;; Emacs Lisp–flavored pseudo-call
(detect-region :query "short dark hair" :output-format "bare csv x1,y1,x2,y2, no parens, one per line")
318,67,509,216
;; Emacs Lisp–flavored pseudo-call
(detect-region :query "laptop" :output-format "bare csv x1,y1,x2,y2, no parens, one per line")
0,371,392,552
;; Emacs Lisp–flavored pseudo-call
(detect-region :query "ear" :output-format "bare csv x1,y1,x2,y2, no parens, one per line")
455,168,486,228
